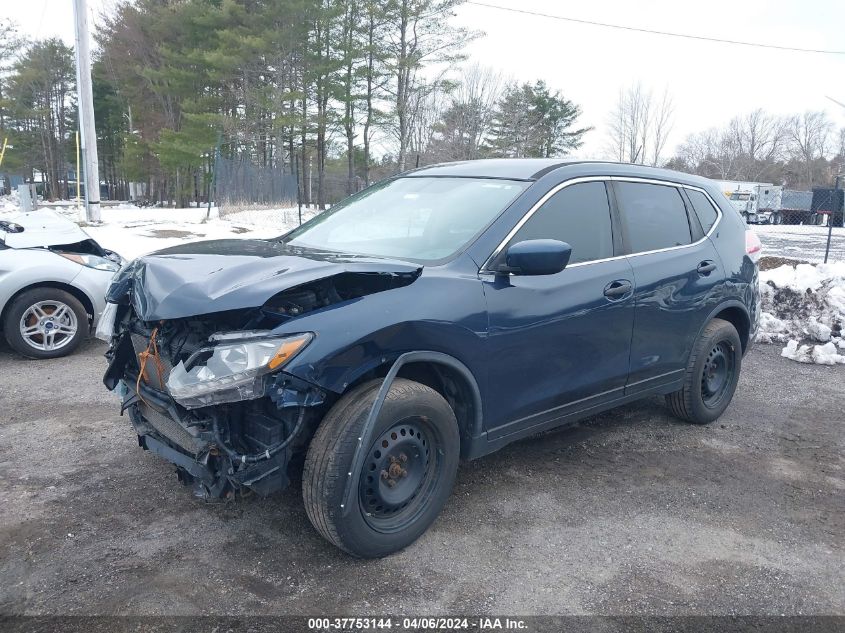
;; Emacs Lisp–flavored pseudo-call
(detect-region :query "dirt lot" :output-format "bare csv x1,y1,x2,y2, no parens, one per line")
0,340,842,616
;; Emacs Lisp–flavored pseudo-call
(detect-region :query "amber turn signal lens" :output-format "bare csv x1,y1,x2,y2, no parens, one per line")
267,334,312,370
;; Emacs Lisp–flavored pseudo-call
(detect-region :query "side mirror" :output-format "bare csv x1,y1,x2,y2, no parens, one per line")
498,239,572,276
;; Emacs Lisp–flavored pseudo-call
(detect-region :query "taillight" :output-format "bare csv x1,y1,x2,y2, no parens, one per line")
745,229,762,263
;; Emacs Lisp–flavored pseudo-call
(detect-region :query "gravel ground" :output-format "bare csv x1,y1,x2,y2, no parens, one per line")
755,224,845,263
0,339,843,616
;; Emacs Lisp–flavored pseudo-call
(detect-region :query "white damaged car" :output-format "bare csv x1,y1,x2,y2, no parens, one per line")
0,210,123,359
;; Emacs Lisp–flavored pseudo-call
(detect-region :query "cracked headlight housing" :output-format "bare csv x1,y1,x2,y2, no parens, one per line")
166,332,313,409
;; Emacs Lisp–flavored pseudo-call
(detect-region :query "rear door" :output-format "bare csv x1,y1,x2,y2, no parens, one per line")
611,179,725,395
482,179,635,437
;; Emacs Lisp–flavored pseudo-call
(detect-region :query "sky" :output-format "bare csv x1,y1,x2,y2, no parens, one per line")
10,0,845,159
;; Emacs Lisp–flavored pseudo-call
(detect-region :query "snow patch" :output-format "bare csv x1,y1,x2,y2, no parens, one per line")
0,195,318,260
781,340,845,365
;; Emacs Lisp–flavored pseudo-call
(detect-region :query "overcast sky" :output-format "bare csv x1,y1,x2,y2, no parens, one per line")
13,0,845,159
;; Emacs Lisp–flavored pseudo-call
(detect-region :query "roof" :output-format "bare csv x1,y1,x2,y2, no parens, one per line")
408,159,576,180
407,159,716,188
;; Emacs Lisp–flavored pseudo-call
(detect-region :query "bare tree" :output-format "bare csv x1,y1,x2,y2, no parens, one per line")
674,127,741,180
383,0,474,172
606,82,674,166
786,111,834,188
649,87,674,167
723,109,788,180
426,63,504,162
407,75,449,165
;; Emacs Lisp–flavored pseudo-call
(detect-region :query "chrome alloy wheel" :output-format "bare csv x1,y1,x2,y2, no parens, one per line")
19,300,79,352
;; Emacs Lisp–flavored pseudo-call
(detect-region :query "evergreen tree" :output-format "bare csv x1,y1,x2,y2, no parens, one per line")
486,81,590,158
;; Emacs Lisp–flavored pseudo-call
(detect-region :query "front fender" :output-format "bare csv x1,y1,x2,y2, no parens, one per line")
272,267,490,400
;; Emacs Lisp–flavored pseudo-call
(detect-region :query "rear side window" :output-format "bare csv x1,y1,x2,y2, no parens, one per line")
685,189,720,233
614,182,691,253
509,181,613,264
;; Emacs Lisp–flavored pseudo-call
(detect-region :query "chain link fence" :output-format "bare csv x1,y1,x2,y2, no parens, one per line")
213,156,299,211
213,155,366,230
748,186,844,264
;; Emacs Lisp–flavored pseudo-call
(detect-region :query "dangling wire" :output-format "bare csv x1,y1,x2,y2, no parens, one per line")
136,326,166,405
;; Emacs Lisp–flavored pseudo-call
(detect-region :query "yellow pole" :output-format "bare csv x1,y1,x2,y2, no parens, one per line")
75,131,81,205
0,137,8,168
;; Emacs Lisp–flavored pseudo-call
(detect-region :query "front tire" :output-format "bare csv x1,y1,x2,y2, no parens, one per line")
303,378,460,558
666,318,741,425
3,287,88,359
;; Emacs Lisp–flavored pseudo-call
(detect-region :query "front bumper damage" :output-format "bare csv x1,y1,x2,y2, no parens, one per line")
101,242,422,499
105,316,327,500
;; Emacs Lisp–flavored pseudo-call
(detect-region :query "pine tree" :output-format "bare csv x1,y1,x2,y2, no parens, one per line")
486,81,590,159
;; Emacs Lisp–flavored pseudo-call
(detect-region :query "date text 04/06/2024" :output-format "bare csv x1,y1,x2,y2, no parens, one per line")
307,617,528,630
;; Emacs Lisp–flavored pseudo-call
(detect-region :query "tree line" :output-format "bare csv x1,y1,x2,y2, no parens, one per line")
0,2,590,207
666,109,845,190
604,83,845,191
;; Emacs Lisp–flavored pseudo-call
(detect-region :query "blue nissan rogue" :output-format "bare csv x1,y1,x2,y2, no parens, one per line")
101,159,761,557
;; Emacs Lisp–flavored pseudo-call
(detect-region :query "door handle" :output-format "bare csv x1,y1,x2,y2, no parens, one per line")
603,279,633,299
697,260,717,275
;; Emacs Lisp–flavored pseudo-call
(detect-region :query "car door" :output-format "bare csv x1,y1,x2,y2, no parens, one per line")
611,179,726,395
481,179,635,439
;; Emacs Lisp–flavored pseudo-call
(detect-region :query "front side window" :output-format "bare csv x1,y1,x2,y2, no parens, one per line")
614,182,692,253
506,181,613,265
281,177,528,263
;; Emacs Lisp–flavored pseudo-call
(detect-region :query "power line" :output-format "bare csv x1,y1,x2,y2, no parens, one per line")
465,1,845,56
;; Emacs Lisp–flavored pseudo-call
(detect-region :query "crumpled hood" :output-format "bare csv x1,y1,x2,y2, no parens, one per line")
109,238,423,321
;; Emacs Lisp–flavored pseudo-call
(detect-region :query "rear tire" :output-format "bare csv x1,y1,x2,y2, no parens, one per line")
666,318,741,425
302,378,460,558
3,287,88,359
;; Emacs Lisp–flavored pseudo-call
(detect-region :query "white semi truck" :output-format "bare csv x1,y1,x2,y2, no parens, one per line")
715,181,814,225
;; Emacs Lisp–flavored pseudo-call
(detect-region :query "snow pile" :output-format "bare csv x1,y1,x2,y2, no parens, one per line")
0,192,21,215
781,340,845,365
757,262,845,365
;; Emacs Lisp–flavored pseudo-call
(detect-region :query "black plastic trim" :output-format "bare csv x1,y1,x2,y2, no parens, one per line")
339,350,483,515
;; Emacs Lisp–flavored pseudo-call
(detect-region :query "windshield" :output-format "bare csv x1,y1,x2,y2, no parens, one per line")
281,177,529,262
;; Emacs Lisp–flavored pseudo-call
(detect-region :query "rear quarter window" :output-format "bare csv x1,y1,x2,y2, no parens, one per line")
685,189,720,233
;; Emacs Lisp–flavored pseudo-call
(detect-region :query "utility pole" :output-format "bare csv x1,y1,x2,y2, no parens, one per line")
72,0,101,223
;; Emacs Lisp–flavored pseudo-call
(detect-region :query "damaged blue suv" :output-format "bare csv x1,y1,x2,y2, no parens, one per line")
101,159,761,557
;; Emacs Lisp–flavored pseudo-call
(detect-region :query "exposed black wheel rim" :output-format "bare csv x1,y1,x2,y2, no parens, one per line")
701,341,736,408
359,416,441,534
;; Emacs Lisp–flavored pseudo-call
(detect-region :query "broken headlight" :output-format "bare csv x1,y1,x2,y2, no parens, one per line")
166,332,313,409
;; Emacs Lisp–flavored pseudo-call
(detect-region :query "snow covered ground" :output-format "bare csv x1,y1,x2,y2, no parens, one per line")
755,224,845,264
757,262,845,365
0,195,320,260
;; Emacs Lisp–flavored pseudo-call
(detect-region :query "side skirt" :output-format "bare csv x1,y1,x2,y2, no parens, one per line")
463,376,684,460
